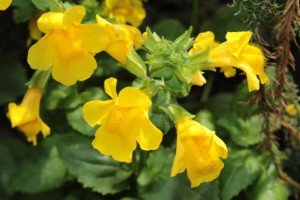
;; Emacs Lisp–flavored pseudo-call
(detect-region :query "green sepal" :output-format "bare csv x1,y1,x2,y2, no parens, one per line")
160,104,195,124
150,66,174,79
173,27,194,50
143,27,162,53
26,69,51,91
164,75,191,97
125,47,147,78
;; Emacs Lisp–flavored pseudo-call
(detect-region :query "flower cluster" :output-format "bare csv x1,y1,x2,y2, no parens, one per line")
6,1,269,189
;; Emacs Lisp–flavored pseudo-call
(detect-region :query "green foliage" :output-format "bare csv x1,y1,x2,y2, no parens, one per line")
218,114,265,147
152,19,186,41
9,136,68,193
249,164,290,200
12,0,36,23
0,55,27,105
56,133,132,195
137,147,219,200
219,148,264,200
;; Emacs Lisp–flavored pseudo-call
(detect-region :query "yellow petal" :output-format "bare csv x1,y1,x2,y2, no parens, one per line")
191,71,207,86
104,77,118,99
0,0,12,10
226,31,252,56
187,159,224,187
27,35,55,70
105,40,130,64
8,103,35,127
135,113,163,150
63,6,85,27
92,124,136,163
220,67,236,78
240,45,269,84
171,137,186,177
52,52,97,85
82,100,114,126
117,87,151,110
37,12,64,33
74,24,109,53
211,135,228,159
237,63,260,91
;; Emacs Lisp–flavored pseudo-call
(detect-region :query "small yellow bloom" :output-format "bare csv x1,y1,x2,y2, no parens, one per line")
103,0,146,27
96,15,143,64
286,104,298,116
27,6,109,86
7,87,50,146
83,77,163,163
190,31,269,91
0,0,12,10
171,117,228,188
28,18,42,41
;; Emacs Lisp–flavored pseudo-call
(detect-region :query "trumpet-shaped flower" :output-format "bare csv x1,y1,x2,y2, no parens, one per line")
7,87,50,146
190,31,269,91
27,6,109,86
171,117,228,188
83,77,163,163
0,0,12,10
96,15,143,64
103,0,146,27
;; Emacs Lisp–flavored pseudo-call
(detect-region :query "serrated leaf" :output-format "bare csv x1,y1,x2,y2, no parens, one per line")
56,133,132,195
218,114,264,147
9,136,67,193
12,0,36,23
219,148,263,200
249,164,290,200
66,106,98,137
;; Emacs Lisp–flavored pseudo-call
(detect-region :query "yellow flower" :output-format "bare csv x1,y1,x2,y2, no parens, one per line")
83,77,163,163
27,6,109,86
0,0,12,10
171,117,228,188
190,31,269,91
96,15,143,64
7,87,50,146
286,104,298,116
103,0,146,27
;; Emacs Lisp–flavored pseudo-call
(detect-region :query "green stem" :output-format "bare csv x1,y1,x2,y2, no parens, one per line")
26,70,51,91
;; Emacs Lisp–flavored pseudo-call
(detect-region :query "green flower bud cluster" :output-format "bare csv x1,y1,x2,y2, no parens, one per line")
142,27,211,96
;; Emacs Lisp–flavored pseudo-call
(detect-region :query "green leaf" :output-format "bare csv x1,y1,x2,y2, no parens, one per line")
12,0,36,23
0,54,27,105
125,47,147,77
219,148,263,200
56,133,132,195
195,109,215,130
204,92,234,119
153,19,186,41
31,0,53,11
0,138,28,199
218,114,265,147
249,164,290,200
66,106,98,137
9,136,68,193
